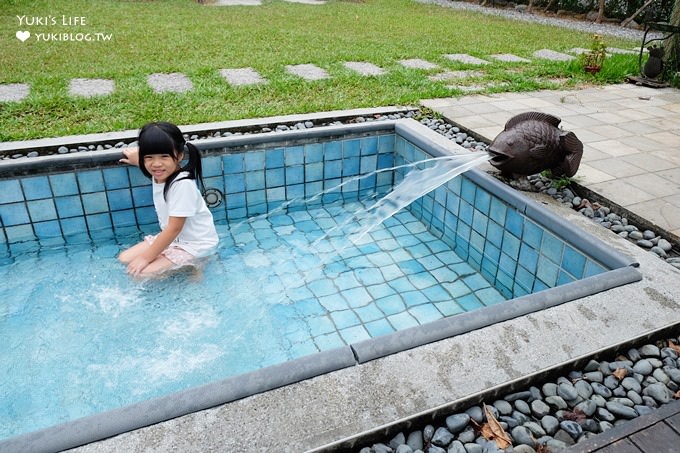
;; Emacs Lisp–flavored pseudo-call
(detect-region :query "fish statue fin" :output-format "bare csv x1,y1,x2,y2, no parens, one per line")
504,111,561,131
529,144,552,159
559,131,584,177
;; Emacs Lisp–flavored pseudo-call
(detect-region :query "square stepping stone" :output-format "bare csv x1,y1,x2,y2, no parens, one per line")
343,61,385,76
429,70,485,81
448,84,486,93
220,67,267,86
398,59,439,70
444,54,490,65
147,73,193,93
606,47,637,55
210,0,262,5
286,64,328,81
532,49,575,62
0,83,29,102
568,47,590,55
69,78,115,97
489,54,531,63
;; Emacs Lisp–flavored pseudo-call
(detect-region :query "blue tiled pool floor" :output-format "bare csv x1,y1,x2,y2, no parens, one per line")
222,198,507,357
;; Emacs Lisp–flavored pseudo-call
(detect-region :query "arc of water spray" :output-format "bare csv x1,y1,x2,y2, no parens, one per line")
228,153,486,234
315,152,491,246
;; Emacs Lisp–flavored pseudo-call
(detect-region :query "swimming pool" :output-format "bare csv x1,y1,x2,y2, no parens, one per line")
0,116,641,452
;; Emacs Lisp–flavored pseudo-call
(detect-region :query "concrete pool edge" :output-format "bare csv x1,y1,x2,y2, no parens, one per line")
0,106,417,157
0,347,358,453
0,119,401,177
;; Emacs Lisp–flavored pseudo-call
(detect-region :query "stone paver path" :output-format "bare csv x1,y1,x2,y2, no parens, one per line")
211,0,262,5
0,47,641,103
398,59,440,70
286,64,329,81
606,47,637,54
0,83,30,102
422,84,680,236
444,54,490,65
533,49,575,61
429,70,485,82
343,62,385,76
489,53,532,63
69,78,116,98
220,68,267,86
283,0,325,4
147,73,193,94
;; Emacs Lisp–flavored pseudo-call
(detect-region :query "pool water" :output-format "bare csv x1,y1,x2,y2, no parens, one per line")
0,195,505,440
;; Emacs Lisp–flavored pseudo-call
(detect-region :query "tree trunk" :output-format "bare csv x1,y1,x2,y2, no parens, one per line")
621,0,654,29
664,0,680,75
596,0,605,23
543,0,554,13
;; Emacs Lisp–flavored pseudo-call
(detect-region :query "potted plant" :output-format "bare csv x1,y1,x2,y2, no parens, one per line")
580,34,607,74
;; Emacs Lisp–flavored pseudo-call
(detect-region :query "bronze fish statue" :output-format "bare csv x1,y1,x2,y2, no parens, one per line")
487,112,583,179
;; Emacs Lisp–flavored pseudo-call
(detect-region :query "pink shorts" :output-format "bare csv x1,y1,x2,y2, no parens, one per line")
144,235,196,266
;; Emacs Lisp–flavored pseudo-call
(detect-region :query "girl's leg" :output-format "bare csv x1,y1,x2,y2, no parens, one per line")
118,241,149,264
137,255,176,276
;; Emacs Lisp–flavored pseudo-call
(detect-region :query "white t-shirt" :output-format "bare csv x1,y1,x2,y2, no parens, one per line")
152,172,219,257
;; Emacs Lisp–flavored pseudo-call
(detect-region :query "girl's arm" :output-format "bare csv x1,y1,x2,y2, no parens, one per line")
126,216,186,276
119,146,140,166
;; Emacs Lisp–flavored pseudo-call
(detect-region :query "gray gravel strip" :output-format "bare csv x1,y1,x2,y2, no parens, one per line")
417,0,660,41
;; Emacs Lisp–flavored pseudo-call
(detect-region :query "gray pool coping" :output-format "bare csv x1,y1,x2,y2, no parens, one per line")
0,106,415,155
1,347,357,453
0,120,399,178
0,117,650,453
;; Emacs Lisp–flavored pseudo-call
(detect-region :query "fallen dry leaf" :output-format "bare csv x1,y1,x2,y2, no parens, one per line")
613,367,627,380
561,407,586,423
668,341,680,355
480,403,513,450
673,390,680,400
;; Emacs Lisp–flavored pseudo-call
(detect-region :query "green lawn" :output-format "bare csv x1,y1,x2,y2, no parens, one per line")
0,0,639,141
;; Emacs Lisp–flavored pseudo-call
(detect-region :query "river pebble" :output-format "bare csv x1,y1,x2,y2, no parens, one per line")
360,337,680,452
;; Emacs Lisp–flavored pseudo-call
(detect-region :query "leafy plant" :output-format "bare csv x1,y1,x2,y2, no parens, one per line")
540,170,579,190
580,34,608,73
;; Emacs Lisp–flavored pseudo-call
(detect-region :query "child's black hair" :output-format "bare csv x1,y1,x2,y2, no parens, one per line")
137,121,205,200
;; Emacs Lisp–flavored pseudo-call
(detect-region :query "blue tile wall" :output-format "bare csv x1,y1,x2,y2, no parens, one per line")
392,135,608,299
0,132,394,246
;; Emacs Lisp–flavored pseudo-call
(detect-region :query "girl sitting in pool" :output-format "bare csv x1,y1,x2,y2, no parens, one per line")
118,121,219,277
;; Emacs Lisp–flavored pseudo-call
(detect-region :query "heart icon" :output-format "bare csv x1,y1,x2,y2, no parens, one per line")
16,31,30,42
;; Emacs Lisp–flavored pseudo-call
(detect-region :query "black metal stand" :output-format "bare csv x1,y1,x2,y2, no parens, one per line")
626,21,680,88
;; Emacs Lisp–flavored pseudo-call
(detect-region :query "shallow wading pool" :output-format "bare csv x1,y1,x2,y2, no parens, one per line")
0,117,641,452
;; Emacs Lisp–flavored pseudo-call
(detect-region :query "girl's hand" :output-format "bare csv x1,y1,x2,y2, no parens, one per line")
127,255,151,276
120,146,140,167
